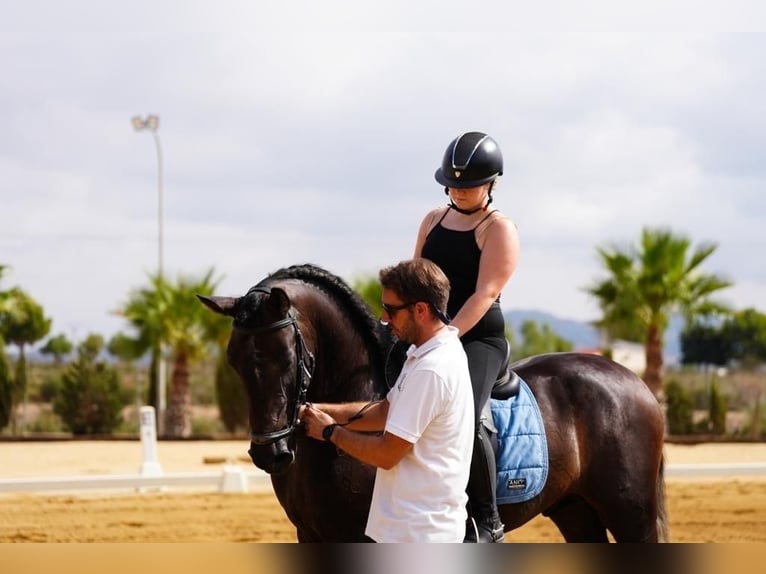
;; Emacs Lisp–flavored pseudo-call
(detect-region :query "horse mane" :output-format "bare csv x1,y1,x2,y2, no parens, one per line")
258,263,391,388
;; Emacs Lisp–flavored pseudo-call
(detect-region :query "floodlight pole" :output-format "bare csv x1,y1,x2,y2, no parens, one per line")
131,114,166,435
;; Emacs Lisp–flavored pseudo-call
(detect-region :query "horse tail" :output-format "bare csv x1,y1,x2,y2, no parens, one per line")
656,451,670,542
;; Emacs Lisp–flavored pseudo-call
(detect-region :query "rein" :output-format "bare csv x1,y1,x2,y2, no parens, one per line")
234,287,315,446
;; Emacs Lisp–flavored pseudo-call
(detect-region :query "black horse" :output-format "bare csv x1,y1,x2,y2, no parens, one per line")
199,264,668,542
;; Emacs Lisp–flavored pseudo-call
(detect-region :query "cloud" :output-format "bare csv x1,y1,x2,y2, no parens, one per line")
1,1,765,341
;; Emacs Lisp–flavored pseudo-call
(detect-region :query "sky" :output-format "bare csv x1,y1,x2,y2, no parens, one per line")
1,1,765,345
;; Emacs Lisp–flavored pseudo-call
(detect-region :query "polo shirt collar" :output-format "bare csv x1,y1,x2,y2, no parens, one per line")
405,325,460,360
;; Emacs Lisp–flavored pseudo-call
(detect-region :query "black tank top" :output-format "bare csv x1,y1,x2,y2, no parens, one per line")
421,209,506,341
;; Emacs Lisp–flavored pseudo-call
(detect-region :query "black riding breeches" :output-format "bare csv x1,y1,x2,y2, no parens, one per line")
462,336,508,425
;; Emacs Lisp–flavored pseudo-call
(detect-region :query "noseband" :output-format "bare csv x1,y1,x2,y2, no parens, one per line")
234,287,315,446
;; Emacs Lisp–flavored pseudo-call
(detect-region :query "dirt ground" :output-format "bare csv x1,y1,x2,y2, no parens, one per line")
1,441,765,542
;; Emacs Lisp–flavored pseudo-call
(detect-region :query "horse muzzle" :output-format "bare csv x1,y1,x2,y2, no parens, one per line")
248,438,295,474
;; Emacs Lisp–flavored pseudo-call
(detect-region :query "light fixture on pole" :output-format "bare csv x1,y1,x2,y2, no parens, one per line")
132,113,166,435
131,115,164,276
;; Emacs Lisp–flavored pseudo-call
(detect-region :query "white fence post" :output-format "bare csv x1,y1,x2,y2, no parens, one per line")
219,464,249,493
139,406,163,477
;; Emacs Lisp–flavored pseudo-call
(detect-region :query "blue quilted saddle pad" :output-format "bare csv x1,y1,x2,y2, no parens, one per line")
490,378,549,504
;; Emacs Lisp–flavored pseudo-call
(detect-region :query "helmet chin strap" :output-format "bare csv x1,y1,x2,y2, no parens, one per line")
445,188,494,215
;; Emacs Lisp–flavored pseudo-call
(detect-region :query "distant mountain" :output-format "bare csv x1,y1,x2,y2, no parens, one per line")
504,309,683,360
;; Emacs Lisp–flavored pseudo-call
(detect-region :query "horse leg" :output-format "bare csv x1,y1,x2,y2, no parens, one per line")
596,497,659,542
296,529,315,542
546,497,609,542
586,458,664,542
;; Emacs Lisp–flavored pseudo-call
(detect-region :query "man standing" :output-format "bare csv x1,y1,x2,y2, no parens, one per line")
301,258,474,542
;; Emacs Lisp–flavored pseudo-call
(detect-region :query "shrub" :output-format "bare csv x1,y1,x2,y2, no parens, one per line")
54,350,127,435
38,376,61,403
28,410,64,433
709,379,728,435
665,379,694,435
0,339,12,431
743,396,764,439
215,354,248,434
191,413,223,437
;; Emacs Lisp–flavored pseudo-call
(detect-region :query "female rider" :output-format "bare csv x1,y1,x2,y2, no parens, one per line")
414,131,520,542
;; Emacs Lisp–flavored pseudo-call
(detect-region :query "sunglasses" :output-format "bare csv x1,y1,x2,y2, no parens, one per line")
381,301,414,318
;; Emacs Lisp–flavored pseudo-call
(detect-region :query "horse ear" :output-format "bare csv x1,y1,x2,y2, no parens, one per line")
268,287,291,315
197,295,240,317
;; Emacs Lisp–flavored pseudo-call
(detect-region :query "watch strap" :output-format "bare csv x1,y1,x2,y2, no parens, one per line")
322,423,339,442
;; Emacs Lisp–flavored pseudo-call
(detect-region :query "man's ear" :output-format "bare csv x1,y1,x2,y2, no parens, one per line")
413,301,429,319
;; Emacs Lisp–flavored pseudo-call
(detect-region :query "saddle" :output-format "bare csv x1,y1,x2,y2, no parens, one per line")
481,339,519,434
490,340,520,400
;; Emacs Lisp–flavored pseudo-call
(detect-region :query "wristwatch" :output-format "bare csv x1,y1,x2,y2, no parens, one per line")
322,423,339,442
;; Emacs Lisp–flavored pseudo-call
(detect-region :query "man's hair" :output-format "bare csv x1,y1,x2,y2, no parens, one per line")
379,258,450,317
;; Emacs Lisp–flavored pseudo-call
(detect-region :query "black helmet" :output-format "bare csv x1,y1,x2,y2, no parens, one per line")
434,131,503,188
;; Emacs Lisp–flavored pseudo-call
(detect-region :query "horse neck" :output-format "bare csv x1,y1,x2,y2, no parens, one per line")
301,295,381,404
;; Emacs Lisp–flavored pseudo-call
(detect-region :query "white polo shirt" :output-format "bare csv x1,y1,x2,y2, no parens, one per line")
365,326,474,543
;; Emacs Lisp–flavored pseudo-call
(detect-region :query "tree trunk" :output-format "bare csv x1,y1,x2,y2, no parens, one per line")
164,352,191,438
643,322,664,399
146,347,160,410
12,347,27,435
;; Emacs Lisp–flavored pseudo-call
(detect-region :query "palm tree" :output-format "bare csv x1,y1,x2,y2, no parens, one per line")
161,269,223,437
119,268,222,437
117,277,165,411
586,227,732,398
0,287,51,432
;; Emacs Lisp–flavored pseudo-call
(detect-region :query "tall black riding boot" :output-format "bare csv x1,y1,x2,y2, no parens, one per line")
464,425,504,543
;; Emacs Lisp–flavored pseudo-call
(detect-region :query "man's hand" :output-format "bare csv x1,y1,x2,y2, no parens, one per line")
301,403,337,442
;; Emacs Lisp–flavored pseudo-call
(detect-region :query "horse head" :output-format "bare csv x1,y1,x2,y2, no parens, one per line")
198,284,315,475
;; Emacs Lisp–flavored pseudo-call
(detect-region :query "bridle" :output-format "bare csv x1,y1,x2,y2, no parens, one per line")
233,287,315,446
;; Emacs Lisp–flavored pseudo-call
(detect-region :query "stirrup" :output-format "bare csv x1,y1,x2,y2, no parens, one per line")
463,517,505,543
463,517,480,543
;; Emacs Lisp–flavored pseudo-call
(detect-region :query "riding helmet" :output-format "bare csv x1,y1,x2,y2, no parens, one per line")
434,131,503,188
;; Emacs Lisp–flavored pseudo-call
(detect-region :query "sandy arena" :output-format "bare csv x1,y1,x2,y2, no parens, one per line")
1,441,765,542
